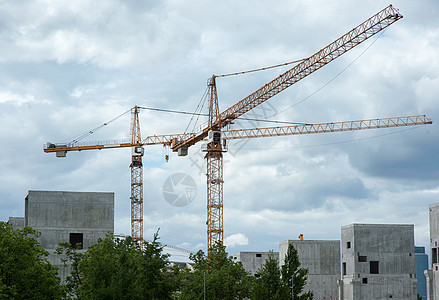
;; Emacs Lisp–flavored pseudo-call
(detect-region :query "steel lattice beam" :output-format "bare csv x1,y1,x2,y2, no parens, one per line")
130,158,143,243
206,151,223,249
222,115,432,140
170,4,403,152
130,106,144,244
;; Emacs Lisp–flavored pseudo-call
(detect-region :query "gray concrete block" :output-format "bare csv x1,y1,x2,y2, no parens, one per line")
233,252,279,276
23,190,115,283
279,240,340,299
340,223,417,300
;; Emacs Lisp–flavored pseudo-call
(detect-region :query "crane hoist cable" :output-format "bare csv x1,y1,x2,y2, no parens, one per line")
216,58,306,78
60,108,131,146
138,106,309,125
59,29,391,150
268,29,388,119
188,86,209,134
58,105,310,147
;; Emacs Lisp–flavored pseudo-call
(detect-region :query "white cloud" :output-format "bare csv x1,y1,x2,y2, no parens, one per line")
224,233,249,248
0,91,35,105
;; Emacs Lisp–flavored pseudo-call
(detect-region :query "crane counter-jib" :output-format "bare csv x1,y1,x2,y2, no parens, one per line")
43,132,199,154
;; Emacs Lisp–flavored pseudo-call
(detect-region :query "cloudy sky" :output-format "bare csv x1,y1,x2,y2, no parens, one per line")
1,0,438,255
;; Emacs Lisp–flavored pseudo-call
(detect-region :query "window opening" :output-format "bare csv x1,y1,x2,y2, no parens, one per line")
70,233,83,249
370,261,379,274
358,255,367,262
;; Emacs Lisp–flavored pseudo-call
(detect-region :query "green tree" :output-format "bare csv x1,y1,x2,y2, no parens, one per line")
179,241,254,300
55,241,84,298
252,252,283,299
252,244,313,300
0,222,64,299
281,243,313,300
57,231,177,299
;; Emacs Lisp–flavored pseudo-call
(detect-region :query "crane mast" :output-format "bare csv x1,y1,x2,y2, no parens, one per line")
205,76,225,249
130,106,144,243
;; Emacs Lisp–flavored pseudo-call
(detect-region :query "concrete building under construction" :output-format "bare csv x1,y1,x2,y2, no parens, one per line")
279,239,341,299
233,251,279,276
8,190,114,281
425,202,439,299
339,223,417,300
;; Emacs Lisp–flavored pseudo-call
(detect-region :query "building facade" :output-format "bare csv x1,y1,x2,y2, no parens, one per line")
340,223,417,300
233,251,279,276
279,240,340,299
10,190,115,282
25,190,114,249
425,202,439,300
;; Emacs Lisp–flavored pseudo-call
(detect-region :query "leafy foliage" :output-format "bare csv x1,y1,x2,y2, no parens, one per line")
1,221,314,300
57,231,177,299
0,222,63,299
178,241,254,300
251,252,284,299
253,244,313,300
281,243,313,300
55,241,84,298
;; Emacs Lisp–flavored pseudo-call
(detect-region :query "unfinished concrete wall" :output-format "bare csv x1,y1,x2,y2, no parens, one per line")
6,217,24,229
340,223,417,300
279,240,340,299
425,203,439,300
233,252,279,276
25,190,114,249
24,190,114,283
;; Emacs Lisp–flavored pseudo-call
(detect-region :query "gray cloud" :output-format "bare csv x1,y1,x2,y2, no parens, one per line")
0,0,438,254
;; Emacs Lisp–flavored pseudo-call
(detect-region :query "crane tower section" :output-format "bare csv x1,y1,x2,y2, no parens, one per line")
130,106,144,243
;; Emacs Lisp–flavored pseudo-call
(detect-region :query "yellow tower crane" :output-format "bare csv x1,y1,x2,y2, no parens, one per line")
44,5,431,250
170,4,407,249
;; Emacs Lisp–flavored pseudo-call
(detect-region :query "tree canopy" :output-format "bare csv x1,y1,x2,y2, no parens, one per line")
0,222,63,299
253,244,313,300
251,252,284,299
57,231,177,299
2,221,315,299
178,241,254,300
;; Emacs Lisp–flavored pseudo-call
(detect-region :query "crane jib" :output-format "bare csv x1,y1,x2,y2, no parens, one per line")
171,4,403,152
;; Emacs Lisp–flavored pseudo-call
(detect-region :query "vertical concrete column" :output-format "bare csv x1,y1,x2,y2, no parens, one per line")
425,270,434,300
